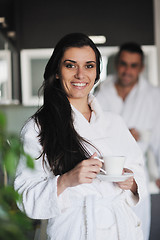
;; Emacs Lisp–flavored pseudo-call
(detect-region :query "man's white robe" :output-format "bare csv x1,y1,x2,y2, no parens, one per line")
95,75,160,240
14,95,146,240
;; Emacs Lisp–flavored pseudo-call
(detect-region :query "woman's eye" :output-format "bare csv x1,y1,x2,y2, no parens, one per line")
65,64,75,68
86,64,94,69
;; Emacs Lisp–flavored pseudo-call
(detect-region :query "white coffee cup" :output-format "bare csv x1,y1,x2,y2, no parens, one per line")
103,156,126,175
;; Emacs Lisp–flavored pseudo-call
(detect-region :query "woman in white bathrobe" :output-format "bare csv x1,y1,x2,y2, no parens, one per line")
14,33,147,240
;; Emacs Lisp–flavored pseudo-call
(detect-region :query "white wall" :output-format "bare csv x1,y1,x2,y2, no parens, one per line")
154,0,160,84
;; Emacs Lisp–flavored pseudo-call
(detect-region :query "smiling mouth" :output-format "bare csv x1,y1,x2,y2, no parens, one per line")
71,83,87,87
122,73,132,78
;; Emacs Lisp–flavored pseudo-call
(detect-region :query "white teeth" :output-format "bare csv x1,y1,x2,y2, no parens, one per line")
72,83,87,87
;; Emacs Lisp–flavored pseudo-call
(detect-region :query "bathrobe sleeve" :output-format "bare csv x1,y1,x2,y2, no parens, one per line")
14,119,63,219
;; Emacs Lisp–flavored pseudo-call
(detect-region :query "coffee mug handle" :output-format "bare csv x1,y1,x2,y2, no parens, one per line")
93,156,104,163
93,157,106,174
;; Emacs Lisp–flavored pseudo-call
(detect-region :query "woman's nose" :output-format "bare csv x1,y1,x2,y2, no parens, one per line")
75,67,85,79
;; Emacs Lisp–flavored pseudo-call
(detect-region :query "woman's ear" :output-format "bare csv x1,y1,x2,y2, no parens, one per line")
56,73,59,79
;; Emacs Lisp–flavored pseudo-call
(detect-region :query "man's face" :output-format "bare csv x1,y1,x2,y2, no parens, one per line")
116,50,143,87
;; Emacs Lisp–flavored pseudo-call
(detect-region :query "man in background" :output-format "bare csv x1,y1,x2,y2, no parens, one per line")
95,42,160,240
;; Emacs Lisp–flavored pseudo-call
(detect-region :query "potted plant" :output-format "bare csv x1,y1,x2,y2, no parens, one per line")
0,110,35,240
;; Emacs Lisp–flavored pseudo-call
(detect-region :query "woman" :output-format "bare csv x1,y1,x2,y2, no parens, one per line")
15,33,146,240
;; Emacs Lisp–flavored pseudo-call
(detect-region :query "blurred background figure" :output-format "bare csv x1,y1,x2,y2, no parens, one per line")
150,115,160,189
95,42,160,240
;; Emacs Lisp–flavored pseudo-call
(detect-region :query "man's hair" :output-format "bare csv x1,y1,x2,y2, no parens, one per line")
116,42,144,64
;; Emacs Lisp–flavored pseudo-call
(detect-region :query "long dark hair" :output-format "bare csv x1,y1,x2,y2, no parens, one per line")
33,33,101,175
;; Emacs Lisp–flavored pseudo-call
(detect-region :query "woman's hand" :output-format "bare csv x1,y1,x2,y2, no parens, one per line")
57,153,102,196
116,168,138,195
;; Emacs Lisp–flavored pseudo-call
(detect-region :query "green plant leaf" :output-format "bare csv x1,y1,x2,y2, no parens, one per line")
0,206,9,220
0,111,35,239
0,111,6,130
25,153,34,169
4,150,18,176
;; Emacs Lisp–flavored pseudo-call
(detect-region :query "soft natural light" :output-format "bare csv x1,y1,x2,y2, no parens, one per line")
89,35,106,44
0,60,7,84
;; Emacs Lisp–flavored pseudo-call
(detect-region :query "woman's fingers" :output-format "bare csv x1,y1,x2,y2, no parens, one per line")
117,177,134,189
78,160,102,175
118,177,134,185
117,168,134,190
86,171,98,179
81,159,102,168
80,154,102,174
64,154,102,187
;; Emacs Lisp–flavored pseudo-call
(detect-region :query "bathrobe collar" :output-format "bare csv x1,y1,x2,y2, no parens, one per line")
70,94,108,140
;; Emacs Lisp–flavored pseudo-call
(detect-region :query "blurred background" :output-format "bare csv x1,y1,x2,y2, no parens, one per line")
0,0,159,132
0,0,160,239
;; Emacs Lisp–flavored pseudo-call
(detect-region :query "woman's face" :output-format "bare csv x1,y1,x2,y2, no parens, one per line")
58,46,97,103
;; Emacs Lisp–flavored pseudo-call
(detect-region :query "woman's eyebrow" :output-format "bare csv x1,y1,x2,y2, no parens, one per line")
86,61,96,63
64,60,96,64
64,59,76,63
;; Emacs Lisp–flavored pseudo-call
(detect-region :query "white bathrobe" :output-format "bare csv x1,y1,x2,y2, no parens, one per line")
95,75,160,240
14,94,146,240
150,114,160,176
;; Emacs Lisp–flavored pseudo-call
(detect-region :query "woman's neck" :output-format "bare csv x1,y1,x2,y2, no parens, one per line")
69,97,92,122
